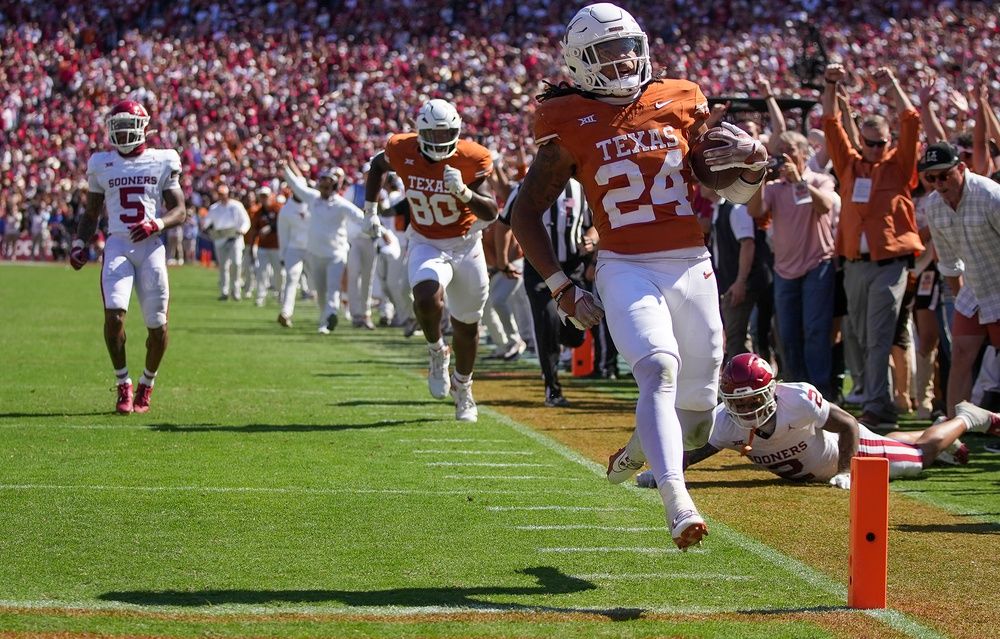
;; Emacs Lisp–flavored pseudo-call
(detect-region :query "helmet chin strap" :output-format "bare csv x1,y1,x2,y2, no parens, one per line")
740,429,756,456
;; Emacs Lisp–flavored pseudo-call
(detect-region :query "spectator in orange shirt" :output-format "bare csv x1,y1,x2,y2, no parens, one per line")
822,63,924,430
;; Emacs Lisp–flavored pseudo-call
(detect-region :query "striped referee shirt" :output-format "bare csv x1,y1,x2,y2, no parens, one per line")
925,170,1000,323
500,179,591,264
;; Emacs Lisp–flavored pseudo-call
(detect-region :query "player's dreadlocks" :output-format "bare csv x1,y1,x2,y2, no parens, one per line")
536,81,594,103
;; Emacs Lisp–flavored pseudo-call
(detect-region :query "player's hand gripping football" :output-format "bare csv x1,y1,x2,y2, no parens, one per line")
129,218,164,242
555,284,604,330
703,122,768,173
443,165,473,203
69,240,88,270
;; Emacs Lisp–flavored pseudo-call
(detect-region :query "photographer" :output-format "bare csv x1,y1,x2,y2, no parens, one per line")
749,131,840,397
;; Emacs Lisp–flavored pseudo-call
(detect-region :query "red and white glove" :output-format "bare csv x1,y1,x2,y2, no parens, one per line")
443,164,473,203
69,239,88,270
547,272,604,330
129,218,165,242
704,122,768,172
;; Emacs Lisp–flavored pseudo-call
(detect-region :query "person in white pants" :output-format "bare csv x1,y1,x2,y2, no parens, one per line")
282,159,365,334
253,187,283,306
277,194,310,327
347,225,378,329
204,184,251,300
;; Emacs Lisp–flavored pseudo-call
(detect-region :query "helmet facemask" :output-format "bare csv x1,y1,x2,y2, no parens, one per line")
564,34,651,97
418,127,460,162
107,111,149,154
415,99,461,161
723,380,777,431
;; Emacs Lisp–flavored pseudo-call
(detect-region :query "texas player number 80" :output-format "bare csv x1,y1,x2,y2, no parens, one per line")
406,190,462,227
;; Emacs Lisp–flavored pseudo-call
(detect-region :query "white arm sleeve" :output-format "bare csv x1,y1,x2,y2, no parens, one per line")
86,156,105,193
283,165,319,205
163,150,181,190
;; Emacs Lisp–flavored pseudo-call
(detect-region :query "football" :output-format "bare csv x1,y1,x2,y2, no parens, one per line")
688,133,743,191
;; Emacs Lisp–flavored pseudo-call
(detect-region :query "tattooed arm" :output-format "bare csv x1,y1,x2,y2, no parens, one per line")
509,142,576,280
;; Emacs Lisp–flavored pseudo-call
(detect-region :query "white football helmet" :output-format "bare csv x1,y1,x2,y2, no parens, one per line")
415,99,461,161
562,3,652,98
106,100,151,154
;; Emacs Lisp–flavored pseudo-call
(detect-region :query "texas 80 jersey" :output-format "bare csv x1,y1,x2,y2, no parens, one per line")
534,79,708,254
385,133,492,239
87,149,181,237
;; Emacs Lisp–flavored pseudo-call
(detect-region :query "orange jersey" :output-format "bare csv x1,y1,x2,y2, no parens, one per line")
534,79,709,254
384,133,493,239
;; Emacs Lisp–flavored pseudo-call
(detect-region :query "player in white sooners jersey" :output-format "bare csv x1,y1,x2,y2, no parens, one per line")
71,100,188,415
630,353,1000,489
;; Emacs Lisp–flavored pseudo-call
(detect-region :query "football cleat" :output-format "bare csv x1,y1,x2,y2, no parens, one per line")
326,313,339,332
635,469,657,488
133,383,153,414
450,375,478,422
955,401,1000,435
671,509,708,551
317,325,330,335
428,345,451,399
115,381,134,415
607,442,646,484
278,314,293,328
936,439,969,466
502,338,527,361
544,393,570,408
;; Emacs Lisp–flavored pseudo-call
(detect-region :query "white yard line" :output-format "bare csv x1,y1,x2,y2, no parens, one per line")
423,462,548,467
412,450,535,455
572,572,749,581
445,475,583,482
486,505,636,512
399,438,515,443
514,525,660,531
537,546,703,555
0,484,581,498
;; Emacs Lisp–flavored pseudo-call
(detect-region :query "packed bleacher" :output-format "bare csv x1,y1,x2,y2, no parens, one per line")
2,0,998,229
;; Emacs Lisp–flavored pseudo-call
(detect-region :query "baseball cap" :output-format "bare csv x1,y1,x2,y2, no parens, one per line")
318,167,346,181
918,142,960,173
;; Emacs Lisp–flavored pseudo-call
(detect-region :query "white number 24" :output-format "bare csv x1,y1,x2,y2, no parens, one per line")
595,149,693,229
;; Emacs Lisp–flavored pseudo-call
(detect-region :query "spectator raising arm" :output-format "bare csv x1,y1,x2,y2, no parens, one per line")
973,82,997,176
918,73,947,145
755,73,786,155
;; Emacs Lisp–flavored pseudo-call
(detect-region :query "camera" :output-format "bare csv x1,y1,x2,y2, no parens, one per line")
766,156,786,171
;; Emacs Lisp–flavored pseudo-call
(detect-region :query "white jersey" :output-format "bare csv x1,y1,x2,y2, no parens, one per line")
87,148,181,238
709,382,839,482
277,198,310,252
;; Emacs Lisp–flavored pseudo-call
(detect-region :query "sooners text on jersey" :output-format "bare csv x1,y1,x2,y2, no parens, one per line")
87,148,181,238
709,383,839,482
534,79,709,254
384,133,493,239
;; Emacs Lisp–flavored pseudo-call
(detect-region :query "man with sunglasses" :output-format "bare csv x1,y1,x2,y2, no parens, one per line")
921,142,1000,416
822,63,923,431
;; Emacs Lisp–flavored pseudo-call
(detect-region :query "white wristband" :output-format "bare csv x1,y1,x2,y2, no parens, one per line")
544,271,572,296
153,218,165,232
455,186,473,203
364,201,379,217
72,239,85,249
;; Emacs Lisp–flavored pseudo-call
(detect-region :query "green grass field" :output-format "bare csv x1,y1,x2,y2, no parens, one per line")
0,262,996,639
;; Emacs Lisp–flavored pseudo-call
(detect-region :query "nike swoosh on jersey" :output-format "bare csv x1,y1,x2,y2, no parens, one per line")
655,99,675,109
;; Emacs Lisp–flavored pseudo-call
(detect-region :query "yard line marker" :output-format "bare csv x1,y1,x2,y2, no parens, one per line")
573,572,749,581
514,525,660,531
487,505,635,512
445,475,583,481
413,450,535,455
480,407,945,639
538,546,701,555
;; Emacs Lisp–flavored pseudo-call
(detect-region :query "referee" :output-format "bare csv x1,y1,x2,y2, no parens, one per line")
499,178,597,406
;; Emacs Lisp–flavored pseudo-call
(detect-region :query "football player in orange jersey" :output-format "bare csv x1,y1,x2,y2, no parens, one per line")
511,3,768,550
363,99,498,422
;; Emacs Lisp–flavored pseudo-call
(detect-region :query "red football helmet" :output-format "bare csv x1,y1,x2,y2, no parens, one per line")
720,353,777,430
106,100,150,154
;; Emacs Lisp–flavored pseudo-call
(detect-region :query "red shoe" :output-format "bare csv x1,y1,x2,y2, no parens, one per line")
133,383,153,414
116,382,134,414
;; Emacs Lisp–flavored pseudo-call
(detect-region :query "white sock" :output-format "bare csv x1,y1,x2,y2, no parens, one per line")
115,367,130,386
429,338,446,351
139,369,157,387
454,372,472,385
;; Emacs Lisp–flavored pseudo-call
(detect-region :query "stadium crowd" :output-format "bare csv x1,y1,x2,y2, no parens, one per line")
2,0,1000,430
